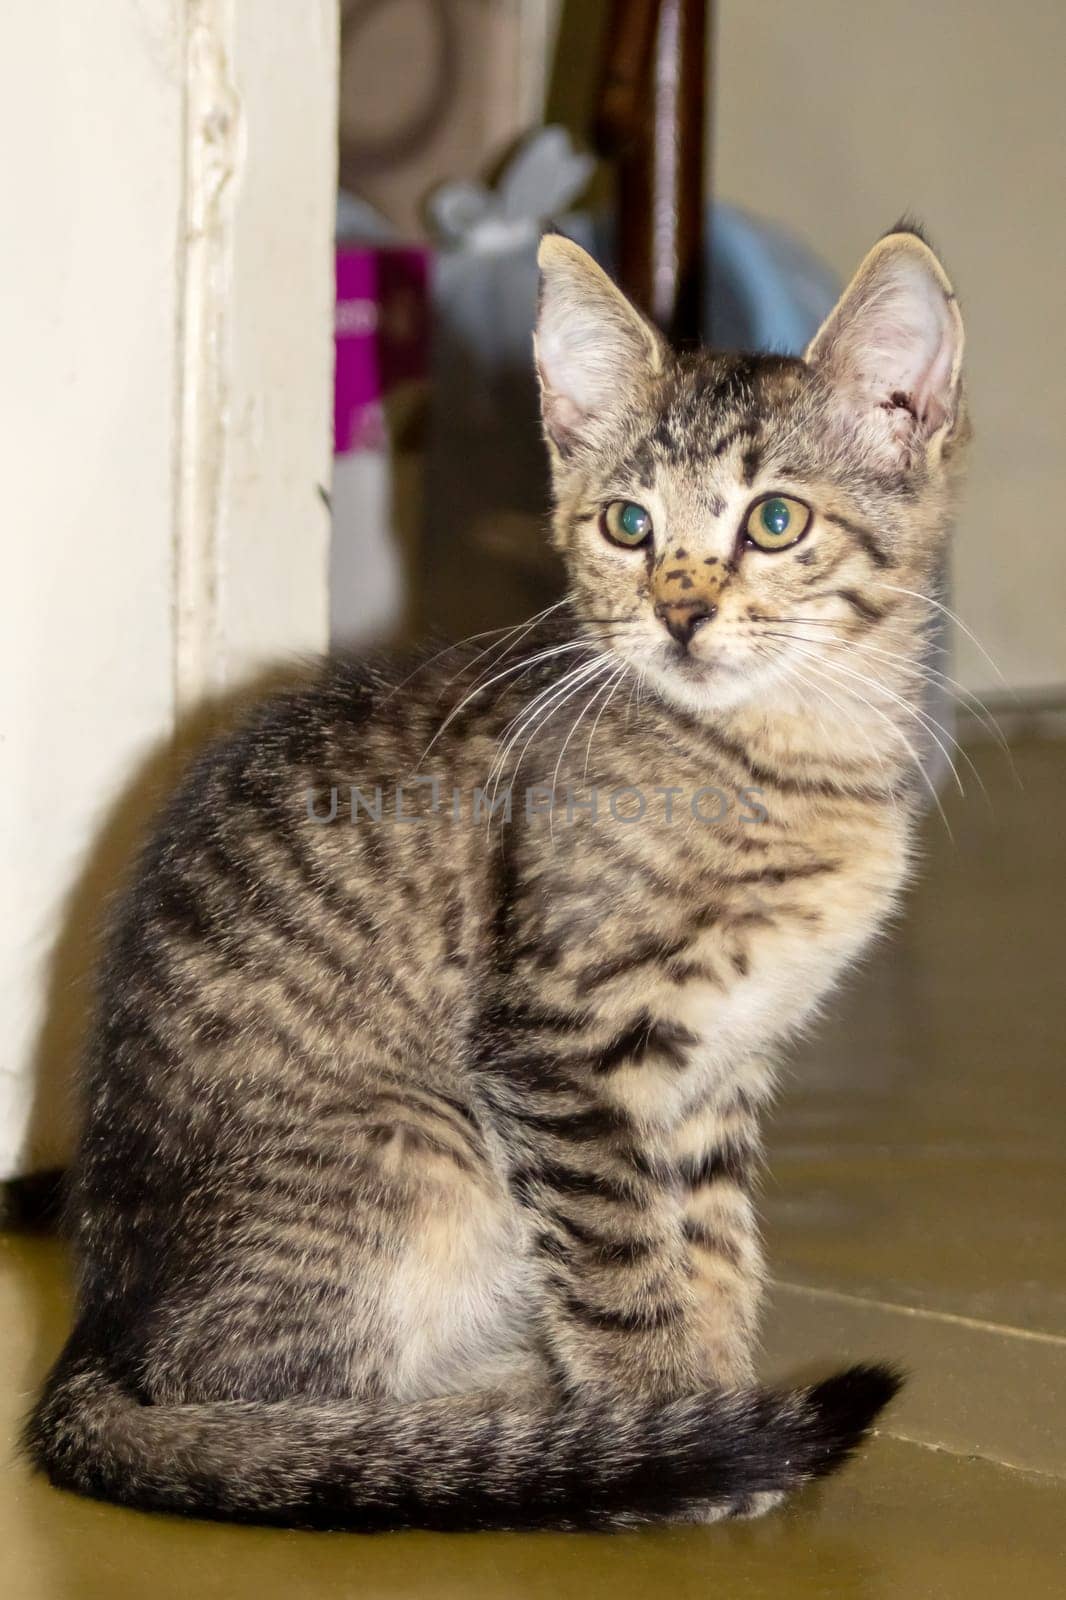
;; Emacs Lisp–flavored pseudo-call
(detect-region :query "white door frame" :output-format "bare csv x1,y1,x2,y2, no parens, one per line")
0,1,338,1180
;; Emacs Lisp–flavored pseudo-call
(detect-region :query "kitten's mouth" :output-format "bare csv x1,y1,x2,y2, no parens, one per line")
667,644,740,677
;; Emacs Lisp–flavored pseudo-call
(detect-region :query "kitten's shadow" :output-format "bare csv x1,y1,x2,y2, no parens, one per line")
13,663,320,1227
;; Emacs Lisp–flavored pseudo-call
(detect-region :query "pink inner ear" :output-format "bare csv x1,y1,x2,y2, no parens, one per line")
868,260,958,433
539,375,588,449
913,312,957,432
814,246,962,455
534,241,666,455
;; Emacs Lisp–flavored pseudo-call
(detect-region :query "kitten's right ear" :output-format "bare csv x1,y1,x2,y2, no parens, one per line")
535,234,666,455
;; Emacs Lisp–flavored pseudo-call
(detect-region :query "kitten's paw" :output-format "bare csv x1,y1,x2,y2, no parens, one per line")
683,1489,786,1525
726,1489,787,1521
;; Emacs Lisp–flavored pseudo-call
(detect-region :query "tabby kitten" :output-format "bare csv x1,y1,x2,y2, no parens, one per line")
27,227,967,1531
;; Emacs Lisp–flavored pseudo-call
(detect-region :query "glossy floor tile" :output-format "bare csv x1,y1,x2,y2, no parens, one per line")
764,736,1066,1338
3,736,1065,1597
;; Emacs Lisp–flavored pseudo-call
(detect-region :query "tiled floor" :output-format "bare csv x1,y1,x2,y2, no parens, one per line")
3,736,1064,1597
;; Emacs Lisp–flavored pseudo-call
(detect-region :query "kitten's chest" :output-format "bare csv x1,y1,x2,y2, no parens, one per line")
517,790,908,1100
665,810,907,1069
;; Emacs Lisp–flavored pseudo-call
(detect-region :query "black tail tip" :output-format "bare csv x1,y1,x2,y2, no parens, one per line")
804,1363,905,1477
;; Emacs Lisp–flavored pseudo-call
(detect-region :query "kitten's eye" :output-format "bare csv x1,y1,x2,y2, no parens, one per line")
744,494,812,551
602,500,653,549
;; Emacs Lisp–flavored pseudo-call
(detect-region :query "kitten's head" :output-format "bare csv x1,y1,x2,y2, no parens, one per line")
535,228,967,716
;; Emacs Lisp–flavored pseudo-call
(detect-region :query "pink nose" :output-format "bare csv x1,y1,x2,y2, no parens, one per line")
654,598,717,646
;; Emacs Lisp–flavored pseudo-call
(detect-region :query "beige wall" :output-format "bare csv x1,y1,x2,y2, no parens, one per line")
715,0,1066,695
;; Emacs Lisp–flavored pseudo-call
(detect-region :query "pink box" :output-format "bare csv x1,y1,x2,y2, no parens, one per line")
334,247,431,454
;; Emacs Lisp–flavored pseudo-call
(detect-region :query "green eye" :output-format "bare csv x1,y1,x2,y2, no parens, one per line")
745,493,811,551
603,500,653,548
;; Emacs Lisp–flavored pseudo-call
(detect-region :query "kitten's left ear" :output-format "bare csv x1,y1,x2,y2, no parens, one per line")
535,233,667,456
806,229,965,470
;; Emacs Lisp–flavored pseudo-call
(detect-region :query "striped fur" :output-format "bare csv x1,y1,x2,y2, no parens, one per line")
26,229,966,1530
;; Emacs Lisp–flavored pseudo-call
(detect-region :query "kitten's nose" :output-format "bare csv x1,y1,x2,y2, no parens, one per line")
655,599,717,647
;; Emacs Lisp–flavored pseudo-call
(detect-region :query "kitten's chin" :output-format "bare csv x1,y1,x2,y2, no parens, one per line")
639,654,770,717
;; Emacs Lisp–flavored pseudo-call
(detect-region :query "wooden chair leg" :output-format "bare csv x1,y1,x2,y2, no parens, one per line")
595,0,711,345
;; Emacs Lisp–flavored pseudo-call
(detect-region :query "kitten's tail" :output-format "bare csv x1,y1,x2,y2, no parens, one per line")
25,1347,900,1531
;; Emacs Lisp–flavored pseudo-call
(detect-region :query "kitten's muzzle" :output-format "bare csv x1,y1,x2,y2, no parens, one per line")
654,598,717,648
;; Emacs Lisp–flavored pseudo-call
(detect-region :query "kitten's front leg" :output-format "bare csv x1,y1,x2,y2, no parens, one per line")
531,1175,714,1400
667,1075,769,1389
522,1077,766,1397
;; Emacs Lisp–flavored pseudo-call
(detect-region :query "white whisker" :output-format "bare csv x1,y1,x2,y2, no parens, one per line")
483,656,612,819
548,662,625,840
419,641,592,764
434,599,571,702
389,600,568,702
763,622,1012,762
783,647,955,838
792,641,989,803
583,665,630,780
873,582,1010,690
749,642,901,820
